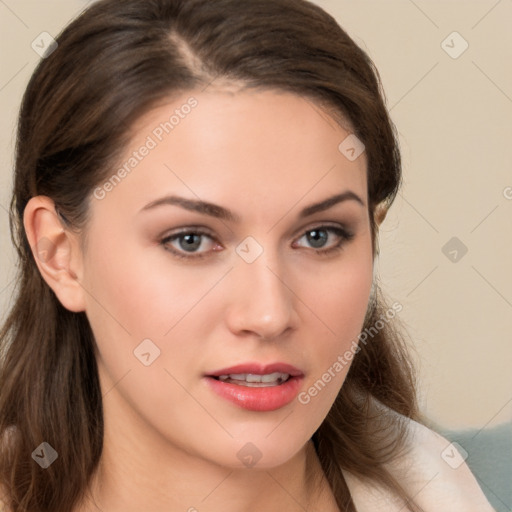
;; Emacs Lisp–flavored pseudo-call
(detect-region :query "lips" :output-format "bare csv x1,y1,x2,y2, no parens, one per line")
204,362,304,412
207,362,304,378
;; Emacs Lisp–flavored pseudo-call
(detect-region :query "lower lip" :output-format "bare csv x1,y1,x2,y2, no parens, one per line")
204,376,303,412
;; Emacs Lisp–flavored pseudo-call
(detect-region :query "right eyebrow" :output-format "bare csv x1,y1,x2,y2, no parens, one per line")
139,195,241,223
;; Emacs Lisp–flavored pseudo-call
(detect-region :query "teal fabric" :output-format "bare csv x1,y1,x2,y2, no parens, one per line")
441,423,512,512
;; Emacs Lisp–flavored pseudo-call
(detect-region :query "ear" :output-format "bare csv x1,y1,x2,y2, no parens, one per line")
374,202,388,226
23,196,86,312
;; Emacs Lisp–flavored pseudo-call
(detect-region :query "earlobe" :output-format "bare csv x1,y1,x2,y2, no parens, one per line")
23,196,86,312
374,203,388,226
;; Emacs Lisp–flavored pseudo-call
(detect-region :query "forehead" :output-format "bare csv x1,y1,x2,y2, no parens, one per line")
93,89,367,220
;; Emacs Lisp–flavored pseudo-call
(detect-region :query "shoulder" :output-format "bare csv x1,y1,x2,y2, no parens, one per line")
400,418,495,510
343,414,496,512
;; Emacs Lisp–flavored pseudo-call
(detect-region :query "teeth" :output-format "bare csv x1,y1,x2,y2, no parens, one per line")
218,372,290,385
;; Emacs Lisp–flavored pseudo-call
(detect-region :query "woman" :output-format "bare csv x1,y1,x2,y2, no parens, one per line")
0,0,494,510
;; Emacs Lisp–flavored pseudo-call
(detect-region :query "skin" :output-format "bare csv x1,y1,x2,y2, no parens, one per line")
22,89,494,512
26,89,372,511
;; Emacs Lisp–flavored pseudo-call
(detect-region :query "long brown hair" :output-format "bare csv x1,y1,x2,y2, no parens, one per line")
0,1,421,510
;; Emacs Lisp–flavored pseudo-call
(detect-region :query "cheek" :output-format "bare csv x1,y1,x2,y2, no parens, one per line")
296,240,373,412
83,236,197,335
307,241,373,345
80,233,230,380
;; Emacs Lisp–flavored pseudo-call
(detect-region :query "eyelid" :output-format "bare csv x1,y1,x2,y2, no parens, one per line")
161,224,215,235
291,220,352,240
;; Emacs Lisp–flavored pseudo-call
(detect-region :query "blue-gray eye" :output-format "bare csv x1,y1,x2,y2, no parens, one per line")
161,224,353,260
294,226,354,253
306,229,329,248
162,231,217,256
179,233,202,252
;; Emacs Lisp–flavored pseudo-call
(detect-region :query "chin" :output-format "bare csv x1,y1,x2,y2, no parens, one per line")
199,429,312,471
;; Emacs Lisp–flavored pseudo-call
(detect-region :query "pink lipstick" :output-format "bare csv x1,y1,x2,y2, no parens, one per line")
204,362,304,412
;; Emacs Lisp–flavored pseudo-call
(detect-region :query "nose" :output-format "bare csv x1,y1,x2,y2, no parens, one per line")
224,255,298,340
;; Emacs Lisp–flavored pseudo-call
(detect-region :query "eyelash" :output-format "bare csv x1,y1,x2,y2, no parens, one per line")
160,225,354,260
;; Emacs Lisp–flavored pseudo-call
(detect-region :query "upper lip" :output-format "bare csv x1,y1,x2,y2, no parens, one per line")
206,362,304,378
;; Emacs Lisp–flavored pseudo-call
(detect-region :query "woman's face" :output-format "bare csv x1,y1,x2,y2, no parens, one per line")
80,89,373,469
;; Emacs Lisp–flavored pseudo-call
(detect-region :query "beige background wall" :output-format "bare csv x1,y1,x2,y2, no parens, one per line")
1,0,511,431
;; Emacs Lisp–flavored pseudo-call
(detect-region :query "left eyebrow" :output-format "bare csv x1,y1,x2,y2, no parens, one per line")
139,190,365,222
298,191,366,218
